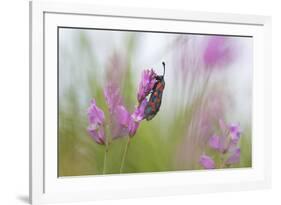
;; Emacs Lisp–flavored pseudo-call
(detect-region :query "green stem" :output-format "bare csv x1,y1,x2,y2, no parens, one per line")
103,146,109,174
103,125,110,175
120,137,130,173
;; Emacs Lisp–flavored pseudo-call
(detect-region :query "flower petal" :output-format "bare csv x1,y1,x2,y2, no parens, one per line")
137,69,157,103
132,99,148,122
109,105,130,139
229,123,241,144
208,135,221,150
87,100,106,145
87,126,105,145
116,105,131,126
203,36,235,68
199,155,215,169
104,84,122,114
128,121,140,137
225,148,240,165
87,99,105,126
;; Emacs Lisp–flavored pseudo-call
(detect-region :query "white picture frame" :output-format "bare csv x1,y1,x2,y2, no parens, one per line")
30,1,272,204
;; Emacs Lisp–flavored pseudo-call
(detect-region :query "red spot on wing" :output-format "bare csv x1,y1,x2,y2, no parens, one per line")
149,101,156,112
156,83,164,91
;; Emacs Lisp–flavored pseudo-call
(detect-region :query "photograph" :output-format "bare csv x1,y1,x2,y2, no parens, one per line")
58,28,252,176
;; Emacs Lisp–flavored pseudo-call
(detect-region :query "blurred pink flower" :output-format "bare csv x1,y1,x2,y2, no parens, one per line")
104,84,122,114
199,155,215,169
226,148,241,165
229,123,241,143
104,85,129,139
203,36,236,69
219,118,228,133
114,105,134,137
175,91,227,170
104,84,148,138
200,120,242,169
106,53,126,86
208,135,221,150
208,134,228,154
87,100,106,145
137,69,157,103
209,121,241,152
197,92,226,140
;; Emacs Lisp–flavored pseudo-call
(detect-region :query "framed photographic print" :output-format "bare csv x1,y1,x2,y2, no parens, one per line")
30,1,271,204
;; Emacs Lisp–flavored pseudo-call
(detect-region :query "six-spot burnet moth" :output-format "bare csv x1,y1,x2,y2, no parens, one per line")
144,62,166,121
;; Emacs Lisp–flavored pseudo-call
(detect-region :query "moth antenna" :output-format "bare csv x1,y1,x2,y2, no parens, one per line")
162,61,165,77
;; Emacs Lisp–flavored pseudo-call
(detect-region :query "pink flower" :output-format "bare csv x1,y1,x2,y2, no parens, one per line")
88,125,105,145
128,120,140,137
87,100,106,145
103,85,128,138
208,134,229,153
129,99,147,136
208,135,221,150
132,99,148,122
106,53,126,87
88,66,158,142
199,155,215,169
104,85,148,138
208,122,242,153
137,69,157,103
114,105,142,138
203,36,235,69
104,84,122,114
226,148,241,165
200,120,242,168
229,123,241,144
114,105,133,138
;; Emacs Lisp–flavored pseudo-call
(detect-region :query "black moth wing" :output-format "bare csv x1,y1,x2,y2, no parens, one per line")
144,78,165,121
